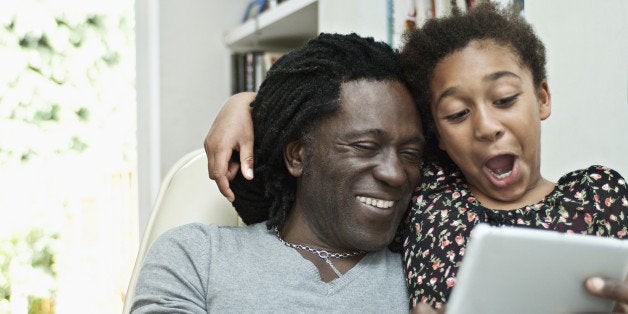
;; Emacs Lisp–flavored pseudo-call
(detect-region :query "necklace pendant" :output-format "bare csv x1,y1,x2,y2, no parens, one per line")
324,257,343,278
274,227,364,279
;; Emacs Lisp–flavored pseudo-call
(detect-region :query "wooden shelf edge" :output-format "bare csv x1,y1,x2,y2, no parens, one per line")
224,0,318,50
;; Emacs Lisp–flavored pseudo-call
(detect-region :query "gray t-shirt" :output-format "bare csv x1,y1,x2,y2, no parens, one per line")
131,222,409,313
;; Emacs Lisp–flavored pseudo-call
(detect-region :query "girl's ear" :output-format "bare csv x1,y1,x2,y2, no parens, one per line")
538,80,552,120
284,140,305,177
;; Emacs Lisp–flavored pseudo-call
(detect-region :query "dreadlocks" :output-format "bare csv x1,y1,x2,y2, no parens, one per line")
231,33,406,230
401,2,547,169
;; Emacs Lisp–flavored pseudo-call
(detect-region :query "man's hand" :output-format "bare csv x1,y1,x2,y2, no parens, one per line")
204,92,256,202
586,276,628,312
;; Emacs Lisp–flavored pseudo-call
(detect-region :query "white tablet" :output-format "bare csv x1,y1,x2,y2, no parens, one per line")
447,224,628,314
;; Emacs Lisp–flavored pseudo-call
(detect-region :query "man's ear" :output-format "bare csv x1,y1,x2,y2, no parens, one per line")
538,80,551,120
284,140,305,177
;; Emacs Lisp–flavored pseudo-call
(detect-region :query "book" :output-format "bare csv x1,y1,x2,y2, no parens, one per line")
244,52,255,92
388,0,420,48
417,0,436,23
230,51,286,94
242,0,268,23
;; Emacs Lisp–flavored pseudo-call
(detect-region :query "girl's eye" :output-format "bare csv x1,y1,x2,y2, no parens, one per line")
444,109,470,122
495,94,519,107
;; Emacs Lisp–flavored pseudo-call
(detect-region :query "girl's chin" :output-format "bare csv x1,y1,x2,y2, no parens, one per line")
472,186,526,210
488,191,522,203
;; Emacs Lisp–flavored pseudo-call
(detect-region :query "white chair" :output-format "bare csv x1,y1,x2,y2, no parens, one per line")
123,149,242,313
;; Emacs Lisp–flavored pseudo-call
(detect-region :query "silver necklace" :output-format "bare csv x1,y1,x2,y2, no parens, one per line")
274,228,365,278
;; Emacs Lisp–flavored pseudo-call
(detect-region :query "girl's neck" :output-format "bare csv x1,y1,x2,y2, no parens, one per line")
470,177,556,210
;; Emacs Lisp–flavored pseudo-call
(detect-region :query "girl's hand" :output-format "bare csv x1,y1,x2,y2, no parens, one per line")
586,276,628,312
204,92,256,202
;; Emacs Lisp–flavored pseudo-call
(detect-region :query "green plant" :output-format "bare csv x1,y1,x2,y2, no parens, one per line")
0,228,58,311
0,1,135,165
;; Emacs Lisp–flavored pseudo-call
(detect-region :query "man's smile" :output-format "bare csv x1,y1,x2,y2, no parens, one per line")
356,196,395,209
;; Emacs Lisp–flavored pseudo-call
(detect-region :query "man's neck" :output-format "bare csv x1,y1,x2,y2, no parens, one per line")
278,210,366,282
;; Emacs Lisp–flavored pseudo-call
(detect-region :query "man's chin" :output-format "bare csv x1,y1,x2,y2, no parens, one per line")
351,230,396,252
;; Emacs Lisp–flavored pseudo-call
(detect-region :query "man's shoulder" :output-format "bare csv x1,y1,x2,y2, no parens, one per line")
152,222,269,253
379,248,402,259
365,249,403,274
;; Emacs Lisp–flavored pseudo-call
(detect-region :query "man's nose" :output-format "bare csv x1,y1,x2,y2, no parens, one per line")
373,150,406,188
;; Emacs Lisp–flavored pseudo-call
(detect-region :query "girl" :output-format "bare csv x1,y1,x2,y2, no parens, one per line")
398,3,627,309
203,3,628,311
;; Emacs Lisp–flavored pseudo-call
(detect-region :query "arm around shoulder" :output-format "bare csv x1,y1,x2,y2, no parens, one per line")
204,92,257,202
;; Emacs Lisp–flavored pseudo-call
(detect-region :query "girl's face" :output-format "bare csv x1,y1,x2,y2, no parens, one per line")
429,40,552,208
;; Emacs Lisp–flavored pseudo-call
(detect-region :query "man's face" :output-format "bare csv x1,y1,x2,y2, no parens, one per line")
292,79,424,252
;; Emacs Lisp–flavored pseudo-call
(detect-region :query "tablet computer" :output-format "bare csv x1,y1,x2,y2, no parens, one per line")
447,224,628,314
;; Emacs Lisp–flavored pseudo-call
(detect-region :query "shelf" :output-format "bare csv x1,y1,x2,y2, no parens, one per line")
224,0,318,51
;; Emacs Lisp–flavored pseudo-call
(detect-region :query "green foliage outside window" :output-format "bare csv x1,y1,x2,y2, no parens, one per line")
0,1,135,312
0,1,135,165
0,229,58,313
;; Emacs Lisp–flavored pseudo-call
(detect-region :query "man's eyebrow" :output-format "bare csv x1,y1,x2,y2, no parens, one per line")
345,129,385,138
433,71,522,108
407,135,426,144
345,129,426,143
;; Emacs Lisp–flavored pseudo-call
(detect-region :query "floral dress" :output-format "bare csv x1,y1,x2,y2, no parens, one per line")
402,162,628,308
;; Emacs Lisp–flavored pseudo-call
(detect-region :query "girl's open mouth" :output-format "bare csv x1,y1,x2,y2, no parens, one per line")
483,154,516,186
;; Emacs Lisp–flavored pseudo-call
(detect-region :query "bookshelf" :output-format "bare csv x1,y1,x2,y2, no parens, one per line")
224,0,319,52
223,0,520,93
224,0,389,93
224,0,390,51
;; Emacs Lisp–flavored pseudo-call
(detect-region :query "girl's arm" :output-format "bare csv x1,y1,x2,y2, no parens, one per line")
204,92,256,202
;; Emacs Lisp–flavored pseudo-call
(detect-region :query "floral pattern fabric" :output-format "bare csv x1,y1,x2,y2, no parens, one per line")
403,162,628,308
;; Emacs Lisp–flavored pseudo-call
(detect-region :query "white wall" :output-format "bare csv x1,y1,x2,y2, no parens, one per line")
318,0,388,41
158,1,246,177
136,0,246,235
525,0,628,181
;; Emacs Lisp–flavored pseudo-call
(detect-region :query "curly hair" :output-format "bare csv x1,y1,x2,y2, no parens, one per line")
400,2,546,168
230,33,406,230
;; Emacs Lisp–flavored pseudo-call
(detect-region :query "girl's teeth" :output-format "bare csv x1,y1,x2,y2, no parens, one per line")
489,169,512,179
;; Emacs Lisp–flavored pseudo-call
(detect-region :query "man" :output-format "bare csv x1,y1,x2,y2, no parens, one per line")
131,33,425,312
